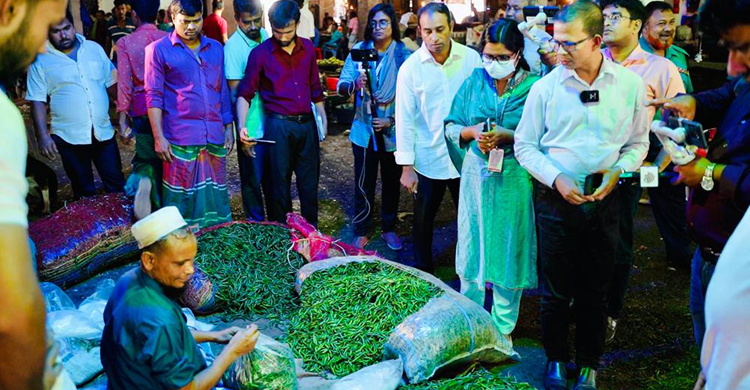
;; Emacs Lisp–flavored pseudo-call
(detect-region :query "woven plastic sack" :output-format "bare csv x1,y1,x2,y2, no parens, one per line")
296,256,513,384
223,334,299,390
29,193,138,287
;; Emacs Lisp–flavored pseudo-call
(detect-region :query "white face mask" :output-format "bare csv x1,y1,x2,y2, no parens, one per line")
483,59,516,80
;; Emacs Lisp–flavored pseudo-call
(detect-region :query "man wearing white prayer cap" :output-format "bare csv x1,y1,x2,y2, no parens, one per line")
101,206,260,390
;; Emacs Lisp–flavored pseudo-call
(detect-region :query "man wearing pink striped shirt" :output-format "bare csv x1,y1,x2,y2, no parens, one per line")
116,0,168,220
601,0,687,344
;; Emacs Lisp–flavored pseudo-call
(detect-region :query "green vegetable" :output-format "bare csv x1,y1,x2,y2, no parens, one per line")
286,261,441,377
401,368,536,390
194,223,306,320
222,334,299,390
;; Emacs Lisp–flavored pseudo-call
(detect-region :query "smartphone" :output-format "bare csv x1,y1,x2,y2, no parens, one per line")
483,118,491,133
584,173,603,196
350,49,378,62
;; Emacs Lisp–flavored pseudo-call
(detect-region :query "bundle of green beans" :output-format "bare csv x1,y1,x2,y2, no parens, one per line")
286,261,442,377
401,368,536,390
194,223,306,320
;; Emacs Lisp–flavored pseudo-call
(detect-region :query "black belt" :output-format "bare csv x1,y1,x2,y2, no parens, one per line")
700,246,722,265
266,112,313,123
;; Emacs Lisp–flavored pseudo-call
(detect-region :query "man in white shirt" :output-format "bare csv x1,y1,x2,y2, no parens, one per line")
514,2,648,389
225,0,270,221
395,2,482,273
0,1,67,388
294,0,315,40
506,0,546,75
600,0,688,344
28,17,126,200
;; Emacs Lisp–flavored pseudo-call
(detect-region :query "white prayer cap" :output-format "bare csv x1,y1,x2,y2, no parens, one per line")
131,206,188,249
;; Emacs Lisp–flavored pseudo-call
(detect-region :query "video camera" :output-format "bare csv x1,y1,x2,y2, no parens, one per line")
350,49,378,63
518,6,558,52
650,113,709,166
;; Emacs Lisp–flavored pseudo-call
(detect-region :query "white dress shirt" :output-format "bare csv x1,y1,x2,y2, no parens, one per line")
0,91,29,227
702,209,750,390
297,6,316,40
514,55,649,188
395,41,482,180
26,34,117,145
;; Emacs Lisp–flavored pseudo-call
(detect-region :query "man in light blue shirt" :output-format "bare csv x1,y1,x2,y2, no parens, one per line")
514,2,648,388
28,17,125,199
225,0,270,221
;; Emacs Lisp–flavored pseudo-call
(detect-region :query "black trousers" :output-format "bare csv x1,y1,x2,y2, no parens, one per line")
412,172,459,273
52,133,125,199
351,143,402,236
609,180,692,319
264,116,320,226
535,184,620,369
237,141,270,221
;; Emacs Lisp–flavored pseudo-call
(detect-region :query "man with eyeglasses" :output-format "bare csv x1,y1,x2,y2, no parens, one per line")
514,1,648,389
640,1,693,93
145,0,235,228
600,0,686,345
506,0,549,75
649,0,750,364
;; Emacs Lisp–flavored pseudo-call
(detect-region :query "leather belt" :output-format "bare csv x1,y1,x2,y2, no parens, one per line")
700,246,722,265
266,112,313,123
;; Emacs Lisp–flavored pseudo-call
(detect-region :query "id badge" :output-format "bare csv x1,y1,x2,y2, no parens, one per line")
488,148,504,173
640,165,659,188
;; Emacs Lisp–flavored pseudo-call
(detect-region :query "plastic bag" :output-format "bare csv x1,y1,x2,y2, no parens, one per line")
330,360,404,390
41,282,76,313
297,256,513,384
223,334,299,390
78,279,115,323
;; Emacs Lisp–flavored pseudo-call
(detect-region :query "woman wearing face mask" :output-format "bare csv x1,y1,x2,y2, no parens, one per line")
444,18,539,342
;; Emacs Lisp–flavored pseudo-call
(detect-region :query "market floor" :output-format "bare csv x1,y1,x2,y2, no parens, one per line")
34,122,698,390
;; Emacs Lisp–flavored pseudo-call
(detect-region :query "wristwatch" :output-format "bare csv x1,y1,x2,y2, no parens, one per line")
701,162,716,191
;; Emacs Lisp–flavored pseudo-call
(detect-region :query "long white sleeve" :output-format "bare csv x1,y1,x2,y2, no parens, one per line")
513,83,562,188
394,63,417,166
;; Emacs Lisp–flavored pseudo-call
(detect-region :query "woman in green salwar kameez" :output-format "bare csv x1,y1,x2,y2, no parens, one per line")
444,18,540,342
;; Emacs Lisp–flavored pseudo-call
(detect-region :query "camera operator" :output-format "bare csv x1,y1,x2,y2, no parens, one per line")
649,0,750,352
337,4,413,250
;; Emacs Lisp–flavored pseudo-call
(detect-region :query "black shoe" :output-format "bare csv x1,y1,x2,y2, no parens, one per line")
544,361,568,390
573,367,597,390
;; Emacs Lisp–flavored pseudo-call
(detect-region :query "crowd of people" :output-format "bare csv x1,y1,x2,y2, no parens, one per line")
1,0,749,389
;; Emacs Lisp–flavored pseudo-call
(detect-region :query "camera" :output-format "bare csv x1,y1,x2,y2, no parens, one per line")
350,49,378,62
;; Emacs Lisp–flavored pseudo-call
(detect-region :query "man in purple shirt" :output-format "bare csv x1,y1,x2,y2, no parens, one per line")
145,0,234,228
236,0,327,226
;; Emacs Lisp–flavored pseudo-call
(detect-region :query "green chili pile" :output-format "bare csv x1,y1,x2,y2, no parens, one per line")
286,261,442,377
194,223,306,320
401,368,535,390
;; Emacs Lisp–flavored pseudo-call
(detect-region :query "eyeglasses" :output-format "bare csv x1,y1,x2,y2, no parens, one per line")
603,13,632,23
482,53,514,62
369,20,391,29
549,36,594,53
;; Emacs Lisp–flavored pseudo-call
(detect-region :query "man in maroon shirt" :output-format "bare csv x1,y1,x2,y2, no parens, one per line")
204,0,228,44
236,0,327,226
